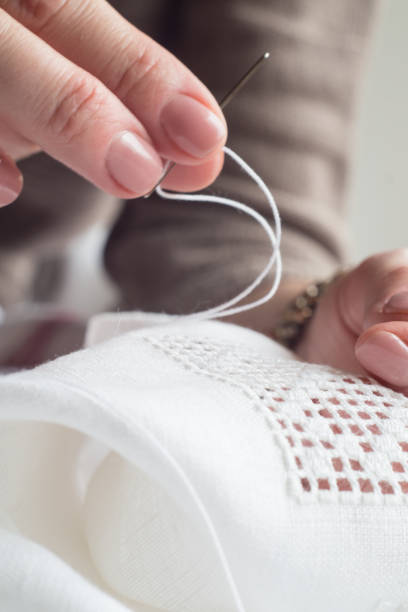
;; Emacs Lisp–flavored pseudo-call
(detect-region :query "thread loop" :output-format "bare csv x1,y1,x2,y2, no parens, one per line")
156,146,282,320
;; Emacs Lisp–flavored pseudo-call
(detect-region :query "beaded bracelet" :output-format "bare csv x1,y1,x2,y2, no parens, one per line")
272,271,346,349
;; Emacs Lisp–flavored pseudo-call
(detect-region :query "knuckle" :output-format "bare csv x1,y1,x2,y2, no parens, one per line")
359,248,408,278
356,252,388,279
392,247,408,262
46,75,105,144
1,0,67,30
360,251,386,269
0,10,12,41
107,44,162,102
382,265,408,288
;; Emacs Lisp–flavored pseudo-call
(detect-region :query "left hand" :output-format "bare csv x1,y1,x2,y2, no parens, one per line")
296,248,408,393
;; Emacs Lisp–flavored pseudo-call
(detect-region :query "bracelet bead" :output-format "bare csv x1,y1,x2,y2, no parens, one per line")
273,271,346,349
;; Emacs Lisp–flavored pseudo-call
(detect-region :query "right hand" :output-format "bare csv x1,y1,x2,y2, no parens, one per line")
296,249,408,393
0,0,227,205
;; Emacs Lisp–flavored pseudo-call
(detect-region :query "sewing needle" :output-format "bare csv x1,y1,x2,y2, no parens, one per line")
144,51,270,198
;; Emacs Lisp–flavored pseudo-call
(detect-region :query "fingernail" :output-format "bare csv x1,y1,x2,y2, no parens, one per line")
383,291,408,313
106,131,163,196
355,330,408,387
161,95,226,158
0,154,22,206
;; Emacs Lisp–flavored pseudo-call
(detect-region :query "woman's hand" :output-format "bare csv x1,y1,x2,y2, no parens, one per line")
296,248,408,393
0,0,227,205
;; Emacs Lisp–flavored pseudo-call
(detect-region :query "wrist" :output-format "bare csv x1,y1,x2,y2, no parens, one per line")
272,271,348,350
225,277,314,336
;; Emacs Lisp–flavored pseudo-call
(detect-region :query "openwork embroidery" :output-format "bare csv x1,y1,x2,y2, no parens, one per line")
146,334,408,505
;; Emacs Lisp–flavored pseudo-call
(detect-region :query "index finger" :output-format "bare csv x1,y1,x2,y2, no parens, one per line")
0,8,164,198
2,0,228,170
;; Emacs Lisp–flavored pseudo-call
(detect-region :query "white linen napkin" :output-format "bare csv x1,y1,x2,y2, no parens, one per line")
1,313,408,612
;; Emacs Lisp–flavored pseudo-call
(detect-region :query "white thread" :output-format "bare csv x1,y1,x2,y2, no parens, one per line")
156,146,282,320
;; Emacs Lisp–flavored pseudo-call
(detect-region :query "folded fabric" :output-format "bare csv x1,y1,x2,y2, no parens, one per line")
0,313,408,612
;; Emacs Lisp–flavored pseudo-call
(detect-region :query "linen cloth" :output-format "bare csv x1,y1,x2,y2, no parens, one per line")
1,313,408,612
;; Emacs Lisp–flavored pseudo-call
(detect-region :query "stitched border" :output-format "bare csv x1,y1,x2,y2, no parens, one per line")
145,334,408,506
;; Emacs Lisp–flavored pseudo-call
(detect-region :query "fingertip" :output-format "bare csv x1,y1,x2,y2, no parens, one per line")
105,131,163,198
355,323,408,388
159,94,227,164
0,152,23,207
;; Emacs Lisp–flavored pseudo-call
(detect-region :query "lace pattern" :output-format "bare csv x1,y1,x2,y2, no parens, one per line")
146,335,408,506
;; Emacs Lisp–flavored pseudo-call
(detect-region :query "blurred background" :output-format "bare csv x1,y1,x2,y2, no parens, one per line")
349,0,408,261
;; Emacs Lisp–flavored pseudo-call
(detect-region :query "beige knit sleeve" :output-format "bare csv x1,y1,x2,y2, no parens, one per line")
105,0,379,313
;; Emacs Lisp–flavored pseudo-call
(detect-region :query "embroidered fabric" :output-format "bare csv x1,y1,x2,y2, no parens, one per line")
147,333,408,506
3,315,408,611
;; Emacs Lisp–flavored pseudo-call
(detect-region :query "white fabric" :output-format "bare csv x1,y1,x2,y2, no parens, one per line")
0,313,408,611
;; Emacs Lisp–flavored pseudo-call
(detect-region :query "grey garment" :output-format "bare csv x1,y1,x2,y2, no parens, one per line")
0,0,377,312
